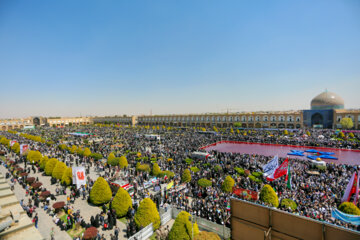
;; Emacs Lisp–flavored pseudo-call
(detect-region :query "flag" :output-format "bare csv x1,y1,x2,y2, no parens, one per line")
341,172,356,203
354,171,360,205
332,208,360,226
166,181,174,190
286,162,291,189
263,155,279,177
266,158,288,181
20,144,29,155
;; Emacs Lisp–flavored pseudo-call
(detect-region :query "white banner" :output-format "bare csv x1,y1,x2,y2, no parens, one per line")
72,167,86,189
10,140,17,147
20,144,29,155
263,155,279,177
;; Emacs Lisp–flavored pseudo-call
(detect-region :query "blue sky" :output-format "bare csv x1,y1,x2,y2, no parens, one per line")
0,0,359,118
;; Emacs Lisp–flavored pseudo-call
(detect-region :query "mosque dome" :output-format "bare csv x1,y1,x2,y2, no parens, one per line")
311,91,344,110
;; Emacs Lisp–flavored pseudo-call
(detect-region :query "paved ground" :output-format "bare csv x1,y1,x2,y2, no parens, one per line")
0,159,128,240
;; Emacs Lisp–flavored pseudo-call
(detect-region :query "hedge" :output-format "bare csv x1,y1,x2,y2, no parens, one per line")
107,153,117,166
134,198,160,230
83,148,91,157
182,169,191,183
338,202,360,215
61,167,73,186
214,165,222,172
222,176,235,193
251,172,263,178
52,161,67,180
45,158,58,176
260,184,279,208
90,177,112,205
197,178,212,188
136,163,150,172
280,198,297,211
112,187,132,218
168,211,192,240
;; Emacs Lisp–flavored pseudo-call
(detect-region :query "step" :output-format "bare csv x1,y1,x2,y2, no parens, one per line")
0,196,19,208
0,189,14,199
0,183,10,190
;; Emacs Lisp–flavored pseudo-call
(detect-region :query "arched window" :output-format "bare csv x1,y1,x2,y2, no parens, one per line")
255,116,260,122
271,116,276,122
296,116,301,122
263,116,268,122
241,116,246,122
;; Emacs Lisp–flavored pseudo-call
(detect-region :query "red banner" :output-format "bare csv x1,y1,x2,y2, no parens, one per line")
233,187,258,201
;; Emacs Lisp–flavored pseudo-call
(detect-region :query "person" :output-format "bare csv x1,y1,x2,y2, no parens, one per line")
50,227,55,240
114,226,119,240
33,213,38,228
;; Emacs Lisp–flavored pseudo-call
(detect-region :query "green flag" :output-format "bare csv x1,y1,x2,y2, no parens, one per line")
286,163,291,189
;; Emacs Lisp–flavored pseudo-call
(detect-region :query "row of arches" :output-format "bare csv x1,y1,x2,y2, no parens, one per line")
140,122,302,129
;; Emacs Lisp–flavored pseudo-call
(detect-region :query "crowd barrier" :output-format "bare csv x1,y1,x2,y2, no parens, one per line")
128,223,153,240
231,198,360,240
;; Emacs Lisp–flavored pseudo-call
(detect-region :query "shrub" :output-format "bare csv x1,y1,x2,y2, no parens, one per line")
90,153,103,160
222,176,235,193
280,198,297,211
168,211,192,240
40,156,49,169
45,158,58,176
136,163,150,172
70,145,77,154
185,158,193,165
252,172,263,178
197,178,212,188
214,165,222,172
190,167,200,173
76,147,84,156
83,148,91,157
194,232,221,240
107,153,116,165
260,184,279,208
338,202,360,215
52,161,67,180
134,198,160,230
235,167,245,176
61,167,73,186
348,132,355,138
249,175,263,184
112,187,132,218
152,163,161,176
119,156,128,168
108,157,120,166
193,222,199,237
59,144,67,150
27,150,42,164
164,170,175,179
11,142,20,154
182,169,191,183
90,177,112,205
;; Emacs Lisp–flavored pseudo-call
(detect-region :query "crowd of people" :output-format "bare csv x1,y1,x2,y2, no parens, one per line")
0,124,359,240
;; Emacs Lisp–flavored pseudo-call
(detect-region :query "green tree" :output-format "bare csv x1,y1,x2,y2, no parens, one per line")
119,156,128,168
45,158,58,175
61,167,73,186
76,147,84,156
221,176,235,193
340,117,354,129
90,177,112,205
283,130,289,135
182,169,191,183
260,184,279,208
234,122,241,128
112,187,132,218
194,232,221,240
152,163,161,176
168,211,192,240
52,161,67,180
134,198,160,230
83,147,91,157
